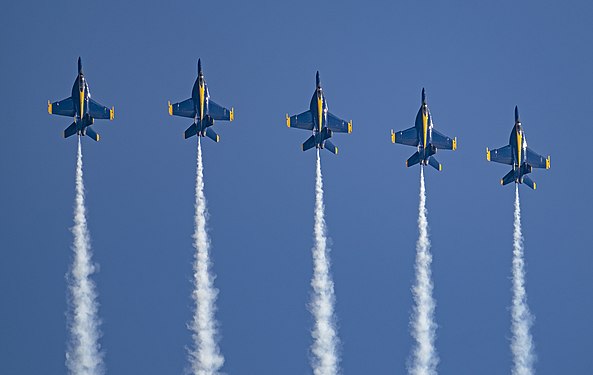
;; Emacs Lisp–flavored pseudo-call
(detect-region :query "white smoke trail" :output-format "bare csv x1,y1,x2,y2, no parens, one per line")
409,167,438,375
309,149,340,375
188,138,224,375
66,137,104,375
511,185,535,375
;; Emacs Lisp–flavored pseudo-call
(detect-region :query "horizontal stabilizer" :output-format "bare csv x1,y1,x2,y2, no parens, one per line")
501,169,517,186
522,175,536,190
406,151,420,168
184,123,198,139
85,126,100,142
205,127,220,142
63,122,78,138
428,156,442,171
324,140,338,155
302,135,316,152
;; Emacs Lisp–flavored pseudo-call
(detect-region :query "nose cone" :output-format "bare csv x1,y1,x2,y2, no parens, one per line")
77,57,83,75
316,71,321,88
515,106,520,123
198,58,202,76
421,88,426,105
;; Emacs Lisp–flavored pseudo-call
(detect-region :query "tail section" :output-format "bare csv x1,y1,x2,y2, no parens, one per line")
63,122,78,138
85,126,100,141
184,123,198,139
522,175,536,190
302,135,316,152
324,140,338,155
428,156,442,171
205,127,220,142
406,152,421,168
501,169,517,186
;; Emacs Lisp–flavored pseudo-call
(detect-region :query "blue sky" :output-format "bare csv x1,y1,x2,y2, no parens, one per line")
1,0,592,374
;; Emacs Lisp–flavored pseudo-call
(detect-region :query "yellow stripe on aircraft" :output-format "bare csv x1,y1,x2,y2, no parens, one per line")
286,114,291,127
422,112,428,149
47,101,52,114
80,90,84,119
199,84,205,121
517,130,522,165
317,96,323,132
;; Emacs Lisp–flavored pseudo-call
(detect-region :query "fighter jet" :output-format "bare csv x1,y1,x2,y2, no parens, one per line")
47,57,114,141
285,72,352,154
486,106,550,189
168,59,234,141
390,88,456,170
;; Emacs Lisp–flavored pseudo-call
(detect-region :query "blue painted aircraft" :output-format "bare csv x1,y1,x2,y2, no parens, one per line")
168,59,234,141
47,57,114,141
286,72,352,154
390,88,457,170
486,106,550,189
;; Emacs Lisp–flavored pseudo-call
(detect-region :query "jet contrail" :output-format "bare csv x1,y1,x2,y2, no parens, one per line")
188,138,224,375
409,167,438,375
511,185,535,375
310,149,340,375
66,137,104,375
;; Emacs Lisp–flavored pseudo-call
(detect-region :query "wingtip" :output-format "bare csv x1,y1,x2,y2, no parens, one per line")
486,148,491,161
168,101,173,116
391,129,395,144
47,100,52,114
286,114,291,128
347,120,352,134
546,156,551,169
109,107,114,120
230,107,234,122
452,137,457,150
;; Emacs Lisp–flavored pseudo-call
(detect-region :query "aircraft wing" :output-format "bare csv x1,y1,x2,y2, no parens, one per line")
327,112,352,133
89,98,114,120
169,98,196,118
208,100,233,121
391,127,419,146
431,129,456,150
48,97,75,117
487,145,513,165
526,147,550,169
286,110,314,130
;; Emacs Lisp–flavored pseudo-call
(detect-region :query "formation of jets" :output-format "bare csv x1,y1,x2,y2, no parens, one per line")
48,57,551,189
